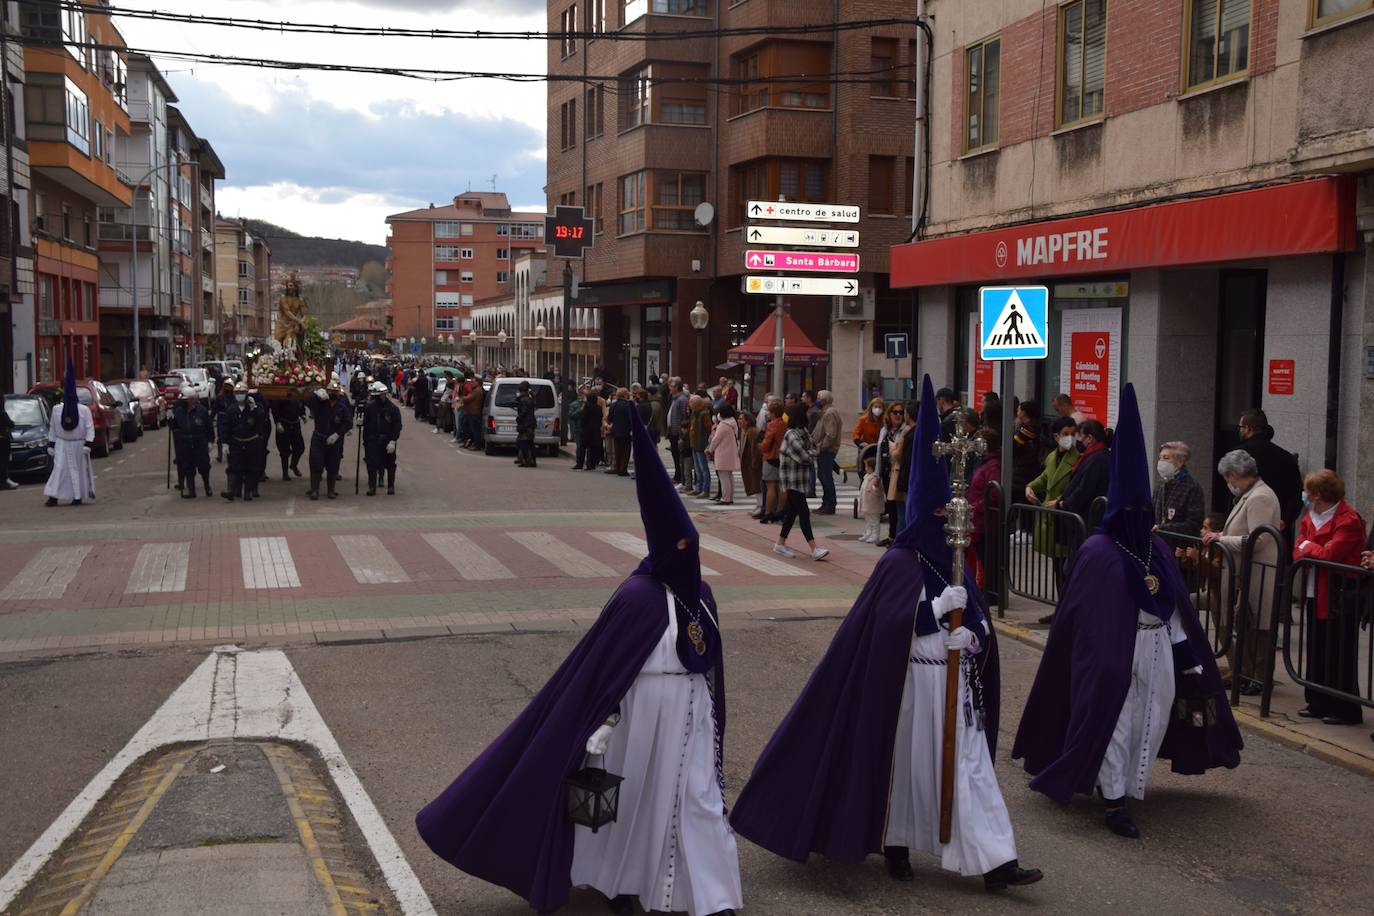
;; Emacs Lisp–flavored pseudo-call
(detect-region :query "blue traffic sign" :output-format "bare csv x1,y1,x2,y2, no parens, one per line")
884,333,909,360
979,286,1049,361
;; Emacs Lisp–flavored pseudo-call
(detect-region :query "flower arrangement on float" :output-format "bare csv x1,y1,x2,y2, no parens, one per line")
249,349,332,398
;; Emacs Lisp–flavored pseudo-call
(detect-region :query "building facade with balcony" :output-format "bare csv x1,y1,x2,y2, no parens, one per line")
385,191,546,344
22,0,132,382
2,2,37,393
214,216,270,353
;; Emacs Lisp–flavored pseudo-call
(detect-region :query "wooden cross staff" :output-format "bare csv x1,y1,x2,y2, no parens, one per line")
931,422,986,844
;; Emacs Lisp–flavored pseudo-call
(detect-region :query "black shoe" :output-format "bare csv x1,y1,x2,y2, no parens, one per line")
308,491,318,501
327,491,337,499
984,859,1043,892
283,473,292,482
1297,707,1318,718
45,497,58,507
291,465,301,477
182,491,195,499
607,894,635,916
883,846,913,882
366,488,376,496
1105,807,1140,839
1322,716,1362,726
571,465,584,470
71,499,82,506
1240,684,1263,697
203,487,214,497
244,493,253,502
387,486,395,495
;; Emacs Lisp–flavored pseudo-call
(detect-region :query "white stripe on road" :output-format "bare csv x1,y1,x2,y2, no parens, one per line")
0,646,436,915
0,546,92,600
333,535,410,584
422,532,515,580
508,531,618,579
588,531,720,577
698,534,815,577
126,542,190,594
239,536,301,589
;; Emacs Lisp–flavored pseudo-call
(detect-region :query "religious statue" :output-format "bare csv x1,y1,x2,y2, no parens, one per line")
275,271,308,351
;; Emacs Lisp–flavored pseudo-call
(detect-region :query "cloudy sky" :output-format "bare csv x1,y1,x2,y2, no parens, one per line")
113,0,549,244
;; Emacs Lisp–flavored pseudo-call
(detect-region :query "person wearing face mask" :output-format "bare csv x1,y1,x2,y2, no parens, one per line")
1203,450,1280,694
852,397,884,454
307,381,353,500
221,382,262,502
1151,441,1204,537
1054,419,1111,522
1026,418,1080,595
362,382,403,495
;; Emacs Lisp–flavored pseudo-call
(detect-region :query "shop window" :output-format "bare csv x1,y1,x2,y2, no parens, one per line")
1058,0,1106,126
652,172,706,229
731,42,832,116
1309,0,1373,27
868,157,895,215
870,37,899,97
965,36,1000,150
1186,1,1250,89
619,171,646,235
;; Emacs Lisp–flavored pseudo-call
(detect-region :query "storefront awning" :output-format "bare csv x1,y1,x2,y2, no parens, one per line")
727,313,830,367
889,177,1356,288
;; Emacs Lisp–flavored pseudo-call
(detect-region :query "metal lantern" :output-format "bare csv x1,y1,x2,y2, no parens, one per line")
1174,693,1218,730
565,753,623,833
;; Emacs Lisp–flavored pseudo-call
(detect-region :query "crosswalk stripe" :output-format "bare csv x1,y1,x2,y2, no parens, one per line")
698,534,815,577
332,535,409,585
126,543,190,594
508,531,618,579
240,537,301,589
423,532,515,580
588,531,721,577
0,546,92,600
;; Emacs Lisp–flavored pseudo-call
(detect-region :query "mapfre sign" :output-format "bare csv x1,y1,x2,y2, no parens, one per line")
891,178,1355,288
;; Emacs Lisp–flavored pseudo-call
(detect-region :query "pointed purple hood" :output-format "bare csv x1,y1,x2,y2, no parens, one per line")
892,376,953,579
630,401,702,604
60,361,79,431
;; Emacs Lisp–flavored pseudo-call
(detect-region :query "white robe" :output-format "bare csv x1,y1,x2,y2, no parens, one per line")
43,404,96,501
572,586,742,916
884,589,1017,877
1097,608,1187,801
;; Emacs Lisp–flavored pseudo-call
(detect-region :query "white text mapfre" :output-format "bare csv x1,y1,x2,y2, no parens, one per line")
1016,227,1109,268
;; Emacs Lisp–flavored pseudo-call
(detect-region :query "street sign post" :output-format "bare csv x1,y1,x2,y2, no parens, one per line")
744,250,860,273
885,333,909,390
744,226,860,248
544,205,597,444
746,201,861,223
744,276,860,297
978,286,1050,361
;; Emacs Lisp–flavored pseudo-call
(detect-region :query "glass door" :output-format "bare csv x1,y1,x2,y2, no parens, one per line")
1211,270,1267,512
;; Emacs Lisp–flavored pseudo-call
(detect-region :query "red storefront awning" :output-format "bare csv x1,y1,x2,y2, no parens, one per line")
890,177,1356,288
727,313,830,367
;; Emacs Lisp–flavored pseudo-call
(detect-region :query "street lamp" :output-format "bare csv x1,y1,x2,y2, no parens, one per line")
689,300,709,388
497,328,508,367
535,322,546,377
468,328,478,366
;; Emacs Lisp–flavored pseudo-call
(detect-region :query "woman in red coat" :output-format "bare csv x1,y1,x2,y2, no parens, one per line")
1293,469,1366,726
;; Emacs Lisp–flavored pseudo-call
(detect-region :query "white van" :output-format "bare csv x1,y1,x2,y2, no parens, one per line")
482,377,561,456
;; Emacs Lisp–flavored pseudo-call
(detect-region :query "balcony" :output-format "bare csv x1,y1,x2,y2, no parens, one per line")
175,228,193,256
202,272,214,295
200,227,213,251
98,222,154,242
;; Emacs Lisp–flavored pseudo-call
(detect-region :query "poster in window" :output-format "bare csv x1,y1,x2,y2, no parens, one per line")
966,312,1001,411
1059,307,1121,427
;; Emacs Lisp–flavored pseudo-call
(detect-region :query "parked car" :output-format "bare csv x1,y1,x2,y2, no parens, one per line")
198,360,243,384
105,382,144,442
118,378,164,429
28,378,124,456
172,367,213,400
3,394,53,479
482,377,560,456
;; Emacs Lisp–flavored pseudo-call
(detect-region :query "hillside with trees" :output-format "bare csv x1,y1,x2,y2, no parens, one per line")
244,219,387,269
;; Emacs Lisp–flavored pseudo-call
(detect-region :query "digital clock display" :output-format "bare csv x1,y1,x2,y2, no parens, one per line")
554,225,585,240
545,206,596,258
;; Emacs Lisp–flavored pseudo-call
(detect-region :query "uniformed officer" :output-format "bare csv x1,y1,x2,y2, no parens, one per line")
171,385,214,498
250,388,273,486
307,380,352,500
223,382,264,502
211,379,234,465
362,381,403,496
269,397,306,481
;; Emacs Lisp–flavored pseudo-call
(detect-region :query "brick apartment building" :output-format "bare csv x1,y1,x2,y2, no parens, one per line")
546,0,925,398
889,0,1373,507
214,217,272,352
385,192,546,345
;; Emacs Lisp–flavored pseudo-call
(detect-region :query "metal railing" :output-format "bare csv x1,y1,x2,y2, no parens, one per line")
1001,501,1088,611
1155,530,1238,661
1279,554,1373,721
1231,524,1287,715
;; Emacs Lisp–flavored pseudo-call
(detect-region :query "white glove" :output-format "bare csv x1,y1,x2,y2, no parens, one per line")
314,388,328,401
586,723,615,756
943,626,976,652
931,585,968,621
1184,666,1203,676
385,441,396,454
275,423,285,434
47,447,55,457
83,445,92,455
326,433,339,446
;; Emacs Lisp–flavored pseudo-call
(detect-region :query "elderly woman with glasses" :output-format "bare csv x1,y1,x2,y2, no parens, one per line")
1152,440,1205,537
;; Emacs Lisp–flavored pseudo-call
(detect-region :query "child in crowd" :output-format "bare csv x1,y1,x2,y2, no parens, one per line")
858,455,886,544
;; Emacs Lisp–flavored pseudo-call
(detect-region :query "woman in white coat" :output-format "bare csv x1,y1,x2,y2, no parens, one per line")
43,366,95,507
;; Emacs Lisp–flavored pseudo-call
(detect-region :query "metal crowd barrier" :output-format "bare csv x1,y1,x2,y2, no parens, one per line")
1155,530,1238,662
1279,554,1373,721
1230,524,1288,715
1000,501,1088,610
982,481,1004,618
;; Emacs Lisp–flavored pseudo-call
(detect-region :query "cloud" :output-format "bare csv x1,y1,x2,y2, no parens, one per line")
228,0,545,11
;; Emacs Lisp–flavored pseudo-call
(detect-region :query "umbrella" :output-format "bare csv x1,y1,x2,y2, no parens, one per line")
426,366,465,380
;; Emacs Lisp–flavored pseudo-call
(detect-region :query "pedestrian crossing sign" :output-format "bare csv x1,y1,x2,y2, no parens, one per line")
979,286,1049,361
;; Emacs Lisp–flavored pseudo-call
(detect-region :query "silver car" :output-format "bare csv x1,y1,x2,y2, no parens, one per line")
482,378,561,456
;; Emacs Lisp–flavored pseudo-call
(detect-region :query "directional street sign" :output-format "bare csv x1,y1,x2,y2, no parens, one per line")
979,286,1050,361
747,201,860,224
745,250,860,273
745,275,859,297
745,225,859,248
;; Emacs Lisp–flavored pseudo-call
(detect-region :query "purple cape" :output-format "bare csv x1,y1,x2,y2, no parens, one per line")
415,575,726,913
728,546,1000,864
1011,534,1243,804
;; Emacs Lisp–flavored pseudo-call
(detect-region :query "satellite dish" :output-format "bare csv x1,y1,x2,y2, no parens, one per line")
694,202,715,228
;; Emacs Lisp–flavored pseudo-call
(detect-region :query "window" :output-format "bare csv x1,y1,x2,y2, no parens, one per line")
732,43,832,115
870,38,899,97
591,0,606,34
586,182,605,233
461,223,474,236
64,78,90,154
436,245,460,260
497,271,510,283
436,293,461,309
732,158,829,225
619,171,646,235
238,260,250,278
39,275,54,319
560,97,578,150
620,67,649,130
560,5,577,59
559,191,577,207
509,223,542,239
965,36,1001,149
496,248,509,259
1310,0,1373,26
435,221,460,237
1186,1,1250,89
61,205,72,240
585,84,605,138
84,283,95,321
461,294,474,307
652,172,706,229
1058,0,1106,126
903,156,915,215
436,316,458,331
435,271,448,284
868,156,895,215
460,248,474,260
238,288,251,306
623,0,709,18
460,270,475,282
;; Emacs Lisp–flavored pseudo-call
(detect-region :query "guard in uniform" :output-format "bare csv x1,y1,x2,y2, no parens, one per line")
307,381,352,500
223,383,264,502
362,381,403,495
171,385,214,498
269,397,306,481
212,380,234,464
250,388,273,486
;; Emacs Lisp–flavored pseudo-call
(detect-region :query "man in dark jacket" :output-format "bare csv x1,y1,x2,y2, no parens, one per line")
414,371,431,422
514,381,538,468
171,387,214,498
222,383,262,502
606,389,634,477
577,388,603,471
212,380,234,464
250,389,272,487
362,382,403,494
307,383,352,500
1056,419,1111,522
269,398,305,481
1236,408,1303,538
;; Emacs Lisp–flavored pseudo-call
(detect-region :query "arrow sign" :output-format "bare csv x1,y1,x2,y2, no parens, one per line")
747,201,860,224
745,276,859,297
745,250,859,273
745,226,860,248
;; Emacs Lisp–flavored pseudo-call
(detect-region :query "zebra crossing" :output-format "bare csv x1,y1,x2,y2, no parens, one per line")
0,524,823,604
681,470,863,514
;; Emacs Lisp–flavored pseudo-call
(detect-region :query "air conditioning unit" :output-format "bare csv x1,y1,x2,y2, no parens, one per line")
833,288,874,322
